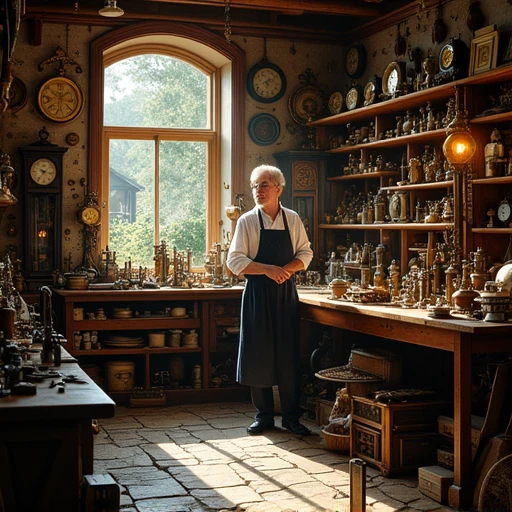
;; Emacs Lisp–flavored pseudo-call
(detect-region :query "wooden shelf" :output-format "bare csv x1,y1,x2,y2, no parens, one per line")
472,228,512,234
381,180,453,191
472,176,512,186
310,62,512,128
74,347,202,355
328,129,447,154
73,318,201,330
328,170,399,181
320,222,450,231
471,110,512,125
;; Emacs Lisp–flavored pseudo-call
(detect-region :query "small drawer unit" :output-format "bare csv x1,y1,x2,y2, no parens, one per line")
351,396,448,476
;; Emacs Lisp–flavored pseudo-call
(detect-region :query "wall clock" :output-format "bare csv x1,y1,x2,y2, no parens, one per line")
247,59,287,103
19,127,68,290
248,113,281,146
38,76,84,123
345,43,366,79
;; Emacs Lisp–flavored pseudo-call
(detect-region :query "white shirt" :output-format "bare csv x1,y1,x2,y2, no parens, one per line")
227,204,314,276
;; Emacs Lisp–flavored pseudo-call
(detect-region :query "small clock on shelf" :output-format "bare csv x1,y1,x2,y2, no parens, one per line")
363,75,381,106
247,59,287,103
497,195,512,227
381,61,406,100
435,37,470,84
18,127,68,289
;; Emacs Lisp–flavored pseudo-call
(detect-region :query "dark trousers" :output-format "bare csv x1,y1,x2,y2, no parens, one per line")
251,378,302,424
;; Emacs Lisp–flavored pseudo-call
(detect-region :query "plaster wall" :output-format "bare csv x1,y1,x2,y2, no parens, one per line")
0,0,510,278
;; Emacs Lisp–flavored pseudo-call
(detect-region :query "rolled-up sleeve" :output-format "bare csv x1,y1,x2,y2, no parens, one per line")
226,215,254,276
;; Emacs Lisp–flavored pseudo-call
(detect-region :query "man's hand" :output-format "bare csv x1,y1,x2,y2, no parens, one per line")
266,265,292,284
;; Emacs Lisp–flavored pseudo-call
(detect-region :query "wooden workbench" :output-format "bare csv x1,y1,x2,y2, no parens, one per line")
299,293,512,510
0,349,115,512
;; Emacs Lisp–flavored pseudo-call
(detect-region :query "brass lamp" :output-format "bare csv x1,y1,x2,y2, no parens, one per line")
442,87,476,267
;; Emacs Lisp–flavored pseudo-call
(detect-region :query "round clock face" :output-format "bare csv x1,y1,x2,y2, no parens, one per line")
387,69,399,94
346,87,359,111
30,158,57,186
81,206,101,226
345,44,366,79
498,200,512,223
38,76,84,123
439,44,454,71
247,61,287,103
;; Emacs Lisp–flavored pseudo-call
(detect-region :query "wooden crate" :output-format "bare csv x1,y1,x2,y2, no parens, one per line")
315,399,335,427
438,414,483,458
418,465,454,504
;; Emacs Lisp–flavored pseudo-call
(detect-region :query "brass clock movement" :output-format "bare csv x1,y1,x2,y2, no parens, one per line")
19,127,68,289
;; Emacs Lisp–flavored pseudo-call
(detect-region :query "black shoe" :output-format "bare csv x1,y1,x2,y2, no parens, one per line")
282,420,312,436
247,419,275,435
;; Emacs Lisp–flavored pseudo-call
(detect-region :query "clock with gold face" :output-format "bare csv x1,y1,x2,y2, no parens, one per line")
247,60,287,103
38,76,84,123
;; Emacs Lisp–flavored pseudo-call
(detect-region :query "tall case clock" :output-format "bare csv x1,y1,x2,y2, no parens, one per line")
19,128,68,290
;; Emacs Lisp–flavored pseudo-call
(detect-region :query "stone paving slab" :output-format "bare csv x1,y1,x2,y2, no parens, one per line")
95,403,458,512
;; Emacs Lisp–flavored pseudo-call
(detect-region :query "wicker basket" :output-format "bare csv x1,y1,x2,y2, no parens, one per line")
322,428,350,454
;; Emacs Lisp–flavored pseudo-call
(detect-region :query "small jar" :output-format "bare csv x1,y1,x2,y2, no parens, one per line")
169,330,182,347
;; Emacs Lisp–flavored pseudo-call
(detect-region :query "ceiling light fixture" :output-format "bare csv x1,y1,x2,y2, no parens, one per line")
98,0,124,18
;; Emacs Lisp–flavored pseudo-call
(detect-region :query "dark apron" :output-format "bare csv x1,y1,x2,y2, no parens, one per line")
237,209,301,388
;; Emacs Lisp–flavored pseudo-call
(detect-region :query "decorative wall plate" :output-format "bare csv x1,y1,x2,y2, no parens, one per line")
288,85,324,125
248,113,281,146
328,91,343,114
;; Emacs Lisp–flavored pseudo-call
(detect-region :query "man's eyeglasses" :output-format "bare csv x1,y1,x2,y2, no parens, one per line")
251,182,277,190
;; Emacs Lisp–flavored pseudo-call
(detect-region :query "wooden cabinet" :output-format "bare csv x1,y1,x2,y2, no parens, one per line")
351,395,448,476
309,63,512,277
52,288,248,405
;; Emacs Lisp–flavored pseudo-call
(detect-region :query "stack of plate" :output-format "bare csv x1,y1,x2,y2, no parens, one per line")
113,308,132,319
104,335,144,348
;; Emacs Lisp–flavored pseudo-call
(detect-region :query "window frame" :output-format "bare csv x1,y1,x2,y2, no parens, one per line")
89,22,245,259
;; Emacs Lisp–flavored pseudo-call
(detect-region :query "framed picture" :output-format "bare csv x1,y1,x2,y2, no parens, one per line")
469,26,499,76
504,34,512,64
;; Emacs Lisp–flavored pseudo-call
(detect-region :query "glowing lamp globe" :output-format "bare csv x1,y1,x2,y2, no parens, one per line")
442,131,476,165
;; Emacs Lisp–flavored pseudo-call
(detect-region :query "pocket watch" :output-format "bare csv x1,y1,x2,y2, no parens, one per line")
345,43,366,79
30,157,57,186
363,75,382,106
247,59,287,103
497,195,512,226
38,76,84,123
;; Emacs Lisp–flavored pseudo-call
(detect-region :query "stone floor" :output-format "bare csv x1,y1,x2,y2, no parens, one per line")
94,402,457,512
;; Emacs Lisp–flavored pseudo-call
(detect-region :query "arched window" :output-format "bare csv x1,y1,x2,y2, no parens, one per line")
89,22,245,268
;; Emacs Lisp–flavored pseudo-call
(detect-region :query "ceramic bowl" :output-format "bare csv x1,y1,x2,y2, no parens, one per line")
171,307,186,317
